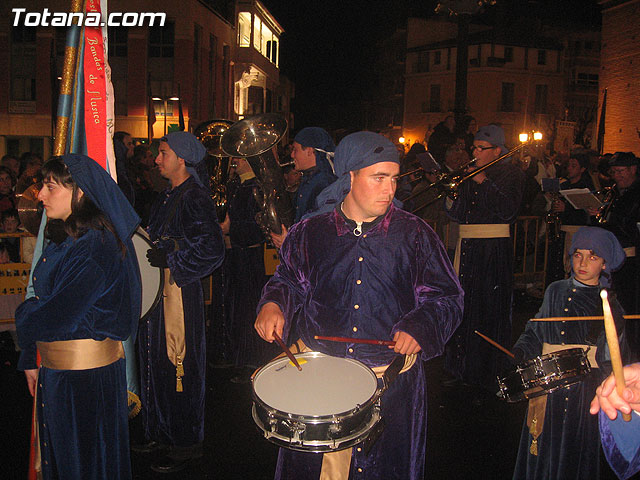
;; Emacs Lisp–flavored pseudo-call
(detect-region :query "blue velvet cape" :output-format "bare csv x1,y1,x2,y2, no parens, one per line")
599,407,640,479
444,161,525,388
512,279,627,479
258,204,463,480
138,176,224,447
16,229,140,479
224,175,277,367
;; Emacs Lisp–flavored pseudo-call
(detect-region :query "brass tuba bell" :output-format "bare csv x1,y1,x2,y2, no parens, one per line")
221,113,294,236
194,119,234,222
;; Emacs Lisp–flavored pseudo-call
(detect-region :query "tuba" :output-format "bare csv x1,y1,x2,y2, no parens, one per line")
221,113,294,236
194,119,234,222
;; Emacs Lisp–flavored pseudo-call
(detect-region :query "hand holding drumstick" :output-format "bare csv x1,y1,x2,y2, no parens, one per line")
590,363,640,419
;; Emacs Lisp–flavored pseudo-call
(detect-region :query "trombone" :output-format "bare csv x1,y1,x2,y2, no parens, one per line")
410,132,543,214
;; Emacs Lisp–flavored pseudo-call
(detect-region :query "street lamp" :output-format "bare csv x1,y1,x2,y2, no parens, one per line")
152,95,180,136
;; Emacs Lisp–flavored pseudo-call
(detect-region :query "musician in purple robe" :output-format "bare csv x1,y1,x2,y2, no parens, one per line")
135,132,224,473
255,131,463,480
444,124,525,397
512,226,627,479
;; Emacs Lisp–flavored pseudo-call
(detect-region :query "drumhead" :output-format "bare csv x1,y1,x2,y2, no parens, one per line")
253,352,378,417
132,228,163,319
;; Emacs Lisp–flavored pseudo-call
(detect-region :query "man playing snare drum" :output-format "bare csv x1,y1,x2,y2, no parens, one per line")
255,131,463,480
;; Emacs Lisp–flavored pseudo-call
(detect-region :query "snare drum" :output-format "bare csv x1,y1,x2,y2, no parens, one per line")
252,352,381,452
131,228,163,319
497,348,591,403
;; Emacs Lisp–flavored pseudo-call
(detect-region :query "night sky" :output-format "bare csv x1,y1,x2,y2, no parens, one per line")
260,0,601,133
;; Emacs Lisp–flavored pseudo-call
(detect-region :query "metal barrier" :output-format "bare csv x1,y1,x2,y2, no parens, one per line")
422,216,550,292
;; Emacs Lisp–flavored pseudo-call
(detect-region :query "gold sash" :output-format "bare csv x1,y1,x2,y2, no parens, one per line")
526,343,596,456
37,338,124,370
162,268,186,392
33,337,125,474
454,224,510,274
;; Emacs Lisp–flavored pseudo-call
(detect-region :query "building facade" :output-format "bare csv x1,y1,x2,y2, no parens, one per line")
0,0,292,159
599,0,640,154
402,16,600,153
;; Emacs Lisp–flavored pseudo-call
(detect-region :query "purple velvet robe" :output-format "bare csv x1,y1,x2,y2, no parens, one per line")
138,176,224,447
512,279,627,480
444,161,525,388
258,204,463,480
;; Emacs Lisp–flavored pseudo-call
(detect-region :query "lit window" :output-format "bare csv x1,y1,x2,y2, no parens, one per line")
238,12,251,47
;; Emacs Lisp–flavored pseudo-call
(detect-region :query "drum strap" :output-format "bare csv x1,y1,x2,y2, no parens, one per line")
527,343,597,455
163,269,186,392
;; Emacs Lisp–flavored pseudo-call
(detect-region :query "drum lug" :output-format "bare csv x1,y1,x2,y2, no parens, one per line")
328,418,342,436
282,419,306,444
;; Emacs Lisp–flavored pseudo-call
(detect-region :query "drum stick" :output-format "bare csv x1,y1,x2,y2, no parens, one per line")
474,330,515,359
601,289,631,422
273,332,302,371
531,314,640,322
314,335,396,346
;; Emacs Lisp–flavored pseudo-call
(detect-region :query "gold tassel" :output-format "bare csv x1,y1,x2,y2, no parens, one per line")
127,391,142,418
176,356,184,392
530,438,538,456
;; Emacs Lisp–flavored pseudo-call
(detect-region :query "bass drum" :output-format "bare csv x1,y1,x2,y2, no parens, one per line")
132,228,164,319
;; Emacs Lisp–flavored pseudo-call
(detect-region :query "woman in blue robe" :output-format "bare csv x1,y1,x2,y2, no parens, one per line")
512,227,628,479
15,154,142,480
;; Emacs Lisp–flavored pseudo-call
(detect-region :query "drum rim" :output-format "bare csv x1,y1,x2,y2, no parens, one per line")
252,351,379,420
497,347,591,402
133,228,164,321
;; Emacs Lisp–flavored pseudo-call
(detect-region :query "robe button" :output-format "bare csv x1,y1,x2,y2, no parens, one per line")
356,280,362,285
572,288,576,292
358,468,363,473
353,326,358,332
356,447,362,452
42,258,46,262
33,276,36,281
358,256,363,262
363,234,367,238
354,304,360,310
35,295,39,300
561,331,565,335
568,297,572,301
564,308,569,312
44,442,47,447
348,348,353,353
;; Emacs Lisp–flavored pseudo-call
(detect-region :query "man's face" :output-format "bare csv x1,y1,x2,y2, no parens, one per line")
291,142,316,171
566,158,586,183
2,158,20,177
346,161,399,222
610,165,637,189
471,140,500,167
155,141,184,184
123,135,135,158
572,249,605,286
444,116,455,132
2,216,19,233
0,173,13,195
